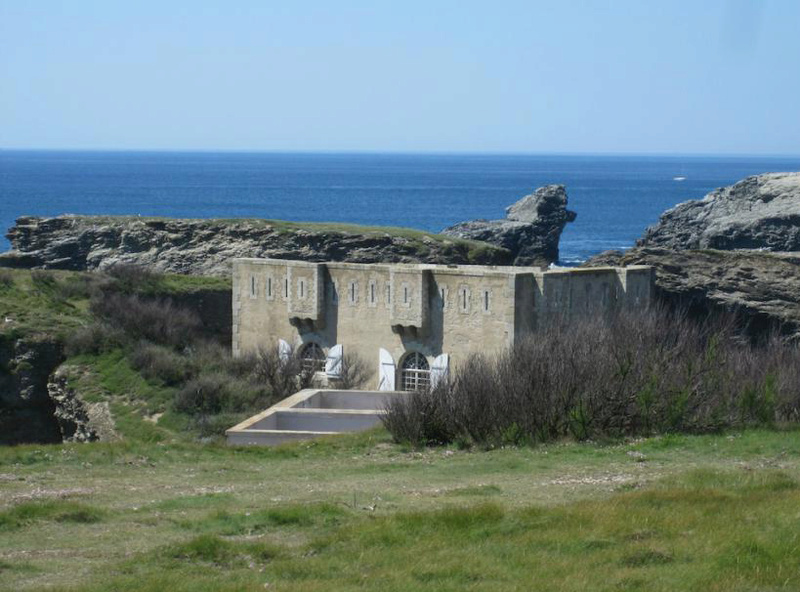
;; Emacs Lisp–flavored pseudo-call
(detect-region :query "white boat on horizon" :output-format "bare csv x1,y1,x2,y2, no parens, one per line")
673,175,687,181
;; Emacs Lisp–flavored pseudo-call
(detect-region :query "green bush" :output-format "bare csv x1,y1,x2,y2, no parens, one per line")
130,341,193,386
174,374,229,416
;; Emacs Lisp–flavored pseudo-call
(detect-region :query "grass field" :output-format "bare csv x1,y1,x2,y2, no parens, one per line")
2,427,800,591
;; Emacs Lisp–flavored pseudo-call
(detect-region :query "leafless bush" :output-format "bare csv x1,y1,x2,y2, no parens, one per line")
383,306,800,447
335,352,370,390
90,293,201,348
250,345,315,400
382,388,456,446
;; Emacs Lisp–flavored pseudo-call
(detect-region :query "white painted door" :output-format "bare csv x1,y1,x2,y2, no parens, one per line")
278,339,292,365
325,344,343,378
430,354,450,389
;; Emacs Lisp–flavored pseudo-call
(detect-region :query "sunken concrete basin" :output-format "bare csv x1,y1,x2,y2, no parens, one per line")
226,389,408,446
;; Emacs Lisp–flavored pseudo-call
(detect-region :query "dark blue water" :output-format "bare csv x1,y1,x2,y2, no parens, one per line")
1,151,797,263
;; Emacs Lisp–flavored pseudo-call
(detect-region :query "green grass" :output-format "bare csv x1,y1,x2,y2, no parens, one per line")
0,269,91,339
0,500,106,531
0,268,229,340
117,272,231,296
65,349,183,442
2,428,800,591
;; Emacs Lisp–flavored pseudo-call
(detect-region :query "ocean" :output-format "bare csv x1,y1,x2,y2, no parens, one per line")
1,151,798,264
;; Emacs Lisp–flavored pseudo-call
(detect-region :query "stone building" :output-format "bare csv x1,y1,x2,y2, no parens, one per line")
232,258,652,391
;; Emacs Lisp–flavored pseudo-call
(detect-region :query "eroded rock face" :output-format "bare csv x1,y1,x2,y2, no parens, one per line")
639,172,800,251
442,185,577,266
0,216,512,276
584,247,800,341
0,337,64,445
47,366,117,443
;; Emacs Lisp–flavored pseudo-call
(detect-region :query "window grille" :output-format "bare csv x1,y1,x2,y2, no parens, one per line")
400,352,430,392
300,342,325,372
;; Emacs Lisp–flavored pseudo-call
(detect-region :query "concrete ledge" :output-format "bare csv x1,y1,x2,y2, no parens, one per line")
226,388,409,446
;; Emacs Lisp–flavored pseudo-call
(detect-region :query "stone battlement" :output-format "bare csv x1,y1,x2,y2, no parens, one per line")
233,259,652,390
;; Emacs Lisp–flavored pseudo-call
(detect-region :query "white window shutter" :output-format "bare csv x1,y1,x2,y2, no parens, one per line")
278,339,292,365
378,348,396,391
325,344,343,378
430,354,450,389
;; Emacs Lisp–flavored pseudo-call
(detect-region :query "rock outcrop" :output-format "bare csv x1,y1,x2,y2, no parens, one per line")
585,248,800,341
0,216,512,276
442,185,577,266
0,337,65,445
639,172,800,251
47,366,117,443
0,337,120,445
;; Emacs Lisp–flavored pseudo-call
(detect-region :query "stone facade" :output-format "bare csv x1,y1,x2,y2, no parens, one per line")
232,258,652,390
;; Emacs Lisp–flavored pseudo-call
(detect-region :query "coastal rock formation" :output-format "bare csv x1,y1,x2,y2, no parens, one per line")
639,172,800,251
585,247,800,341
442,185,577,266
0,216,512,276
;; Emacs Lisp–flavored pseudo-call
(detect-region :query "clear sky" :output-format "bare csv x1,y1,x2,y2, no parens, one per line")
1,0,798,154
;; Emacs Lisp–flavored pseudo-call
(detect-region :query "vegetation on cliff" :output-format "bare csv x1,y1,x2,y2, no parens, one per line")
1,215,512,276
1,267,267,444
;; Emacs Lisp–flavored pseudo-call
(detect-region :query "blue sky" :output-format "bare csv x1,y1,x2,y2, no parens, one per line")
1,0,798,154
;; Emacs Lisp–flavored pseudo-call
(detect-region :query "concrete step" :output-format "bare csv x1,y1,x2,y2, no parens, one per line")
226,388,408,446
249,409,384,433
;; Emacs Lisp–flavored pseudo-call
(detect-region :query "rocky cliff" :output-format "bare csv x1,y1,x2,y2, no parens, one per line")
585,248,800,341
0,336,65,445
442,185,577,266
585,172,800,341
1,216,512,276
639,172,800,251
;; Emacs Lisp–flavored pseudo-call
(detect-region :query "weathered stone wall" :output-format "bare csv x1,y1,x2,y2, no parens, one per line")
233,259,652,388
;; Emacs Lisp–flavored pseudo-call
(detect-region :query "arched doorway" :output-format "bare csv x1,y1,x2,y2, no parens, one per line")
400,352,430,391
299,342,325,372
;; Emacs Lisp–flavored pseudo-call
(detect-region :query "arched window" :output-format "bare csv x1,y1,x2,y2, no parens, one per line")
400,352,430,391
300,342,325,372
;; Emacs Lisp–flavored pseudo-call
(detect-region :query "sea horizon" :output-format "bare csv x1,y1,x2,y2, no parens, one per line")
2,149,798,263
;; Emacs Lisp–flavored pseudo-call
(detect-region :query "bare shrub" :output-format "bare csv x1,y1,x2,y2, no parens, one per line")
65,323,127,357
336,353,370,390
251,345,314,401
382,388,455,446
383,306,800,447
90,293,201,348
